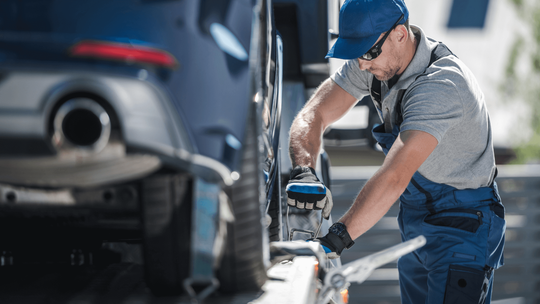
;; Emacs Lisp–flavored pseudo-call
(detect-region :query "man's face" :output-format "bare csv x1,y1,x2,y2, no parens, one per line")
357,31,401,81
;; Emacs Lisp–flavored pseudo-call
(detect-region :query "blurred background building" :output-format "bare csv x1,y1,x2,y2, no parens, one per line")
325,1,540,303
327,0,534,166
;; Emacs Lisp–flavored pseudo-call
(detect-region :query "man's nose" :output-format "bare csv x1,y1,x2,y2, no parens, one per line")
357,58,371,71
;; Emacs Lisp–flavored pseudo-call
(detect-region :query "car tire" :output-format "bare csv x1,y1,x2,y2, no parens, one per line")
217,101,268,293
267,151,283,242
140,173,192,296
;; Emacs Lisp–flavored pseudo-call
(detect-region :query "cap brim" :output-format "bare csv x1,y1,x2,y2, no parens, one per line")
326,33,380,60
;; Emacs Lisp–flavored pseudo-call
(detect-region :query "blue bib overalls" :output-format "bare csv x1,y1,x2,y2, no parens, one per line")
372,122,506,303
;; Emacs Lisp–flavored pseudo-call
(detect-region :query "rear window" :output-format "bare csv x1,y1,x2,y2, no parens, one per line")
0,0,55,32
0,0,181,39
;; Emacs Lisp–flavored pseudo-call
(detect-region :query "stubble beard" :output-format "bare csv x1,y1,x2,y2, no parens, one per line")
372,63,400,81
372,52,401,81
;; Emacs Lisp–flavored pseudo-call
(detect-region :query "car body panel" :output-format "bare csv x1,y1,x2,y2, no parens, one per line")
0,0,257,174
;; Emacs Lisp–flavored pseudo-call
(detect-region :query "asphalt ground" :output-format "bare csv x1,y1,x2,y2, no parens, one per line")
0,263,260,304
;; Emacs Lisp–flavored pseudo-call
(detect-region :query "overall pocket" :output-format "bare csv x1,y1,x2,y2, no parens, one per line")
424,209,483,233
444,265,492,304
486,203,506,269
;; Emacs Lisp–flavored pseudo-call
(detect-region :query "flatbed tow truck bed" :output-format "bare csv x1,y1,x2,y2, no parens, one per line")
251,236,426,304
0,237,425,304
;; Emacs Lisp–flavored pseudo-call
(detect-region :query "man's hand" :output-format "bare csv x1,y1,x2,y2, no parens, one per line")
286,166,333,219
312,222,355,259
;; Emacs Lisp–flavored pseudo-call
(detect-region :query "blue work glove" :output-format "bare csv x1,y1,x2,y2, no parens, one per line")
286,166,333,219
312,222,355,259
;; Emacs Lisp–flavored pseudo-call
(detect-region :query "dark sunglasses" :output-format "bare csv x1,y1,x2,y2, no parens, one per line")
360,14,404,61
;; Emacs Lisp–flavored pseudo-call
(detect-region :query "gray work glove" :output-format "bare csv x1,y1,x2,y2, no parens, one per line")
285,166,333,219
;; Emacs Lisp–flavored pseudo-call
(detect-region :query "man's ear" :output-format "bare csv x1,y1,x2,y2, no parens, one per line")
394,25,408,44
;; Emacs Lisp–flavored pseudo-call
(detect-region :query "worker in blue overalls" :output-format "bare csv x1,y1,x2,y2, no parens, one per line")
285,0,506,302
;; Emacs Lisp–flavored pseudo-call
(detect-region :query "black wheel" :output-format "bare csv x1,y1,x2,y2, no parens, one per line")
216,0,283,291
218,3,280,286
267,151,283,242
217,100,268,292
140,174,192,296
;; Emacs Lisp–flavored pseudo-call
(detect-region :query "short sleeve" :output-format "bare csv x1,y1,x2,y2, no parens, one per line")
330,59,371,100
400,78,464,143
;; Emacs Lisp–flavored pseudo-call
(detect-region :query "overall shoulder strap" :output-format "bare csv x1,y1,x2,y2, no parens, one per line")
370,41,456,128
370,77,382,109
425,42,455,73
371,42,456,103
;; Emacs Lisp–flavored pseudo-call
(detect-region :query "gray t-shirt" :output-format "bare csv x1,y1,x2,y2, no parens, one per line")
331,25,496,190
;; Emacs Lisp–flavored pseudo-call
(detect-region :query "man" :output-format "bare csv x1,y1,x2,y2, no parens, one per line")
285,0,506,303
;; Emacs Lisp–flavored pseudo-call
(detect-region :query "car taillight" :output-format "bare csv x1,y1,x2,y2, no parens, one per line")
70,40,178,69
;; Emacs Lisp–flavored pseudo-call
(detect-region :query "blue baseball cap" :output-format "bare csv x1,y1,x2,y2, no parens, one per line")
326,0,409,60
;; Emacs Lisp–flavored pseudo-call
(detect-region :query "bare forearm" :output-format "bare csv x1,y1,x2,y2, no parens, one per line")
338,130,439,240
289,113,323,168
288,79,358,169
338,168,406,239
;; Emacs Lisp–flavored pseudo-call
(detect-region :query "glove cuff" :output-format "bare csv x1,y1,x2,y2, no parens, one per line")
290,166,317,179
328,222,355,249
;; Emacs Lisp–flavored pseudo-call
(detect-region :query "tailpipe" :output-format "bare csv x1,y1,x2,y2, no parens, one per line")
52,98,111,154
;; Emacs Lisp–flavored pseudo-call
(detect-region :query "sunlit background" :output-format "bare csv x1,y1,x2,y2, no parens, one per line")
329,0,540,164
326,1,540,303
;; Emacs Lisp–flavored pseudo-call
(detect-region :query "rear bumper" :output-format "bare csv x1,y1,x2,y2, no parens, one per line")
0,66,234,188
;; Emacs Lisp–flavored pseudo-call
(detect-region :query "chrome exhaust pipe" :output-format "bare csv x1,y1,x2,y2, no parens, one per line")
52,98,111,154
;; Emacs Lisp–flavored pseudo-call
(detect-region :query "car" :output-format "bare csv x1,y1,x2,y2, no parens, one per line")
0,0,284,297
